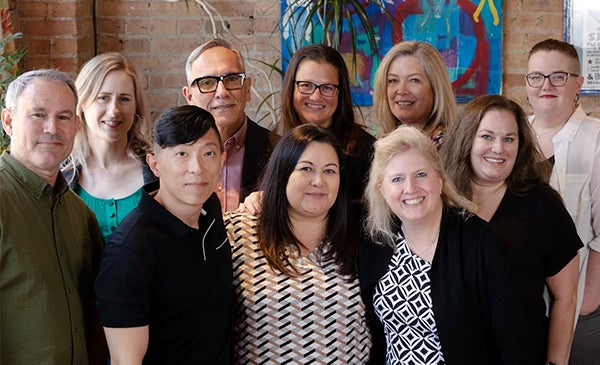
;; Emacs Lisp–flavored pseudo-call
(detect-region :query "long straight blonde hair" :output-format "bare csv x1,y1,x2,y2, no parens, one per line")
64,53,151,174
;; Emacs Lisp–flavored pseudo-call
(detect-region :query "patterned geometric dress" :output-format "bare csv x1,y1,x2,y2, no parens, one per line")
225,212,371,364
373,236,445,364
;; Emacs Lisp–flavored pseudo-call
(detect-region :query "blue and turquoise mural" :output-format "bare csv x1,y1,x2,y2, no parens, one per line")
280,0,503,105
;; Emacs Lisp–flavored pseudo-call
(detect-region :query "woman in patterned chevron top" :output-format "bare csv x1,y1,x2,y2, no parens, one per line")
224,124,371,364
359,125,542,364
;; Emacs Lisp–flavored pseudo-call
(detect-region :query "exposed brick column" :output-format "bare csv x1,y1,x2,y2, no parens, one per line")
16,0,94,77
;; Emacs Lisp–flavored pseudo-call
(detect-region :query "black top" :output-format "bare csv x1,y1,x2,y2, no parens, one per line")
344,127,376,202
240,118,280,201
95,183,233,364
489,185,582,343
359,207,545,365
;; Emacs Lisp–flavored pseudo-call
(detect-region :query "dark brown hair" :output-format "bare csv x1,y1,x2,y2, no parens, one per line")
528,38,580,73
441,94,552,199
258,124,355,277
281,44,366,155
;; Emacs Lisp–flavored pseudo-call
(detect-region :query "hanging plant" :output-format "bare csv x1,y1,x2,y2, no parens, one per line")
281,0,391,68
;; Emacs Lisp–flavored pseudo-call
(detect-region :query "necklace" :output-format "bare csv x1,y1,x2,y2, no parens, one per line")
298,239,324,257
533,117,569,139
406,229,439,257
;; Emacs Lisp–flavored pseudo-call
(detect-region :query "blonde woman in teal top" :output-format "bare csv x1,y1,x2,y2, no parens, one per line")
62,53,156,241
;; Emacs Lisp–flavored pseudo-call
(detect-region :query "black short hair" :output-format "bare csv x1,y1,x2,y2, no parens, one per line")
152,105,221,149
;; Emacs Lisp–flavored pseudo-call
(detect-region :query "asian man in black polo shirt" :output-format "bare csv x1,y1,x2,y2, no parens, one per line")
95,105,232,364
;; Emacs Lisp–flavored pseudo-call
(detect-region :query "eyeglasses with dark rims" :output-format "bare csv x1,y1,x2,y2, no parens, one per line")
525,71,579,88
191,73,246,93
295,81,340,97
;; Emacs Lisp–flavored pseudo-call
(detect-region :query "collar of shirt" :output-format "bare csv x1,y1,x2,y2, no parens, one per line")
140,183,222,238
223,117,248,155
0,151,69,199
218,117,247,212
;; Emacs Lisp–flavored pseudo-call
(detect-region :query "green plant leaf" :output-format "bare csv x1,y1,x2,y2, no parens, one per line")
1,32,27,152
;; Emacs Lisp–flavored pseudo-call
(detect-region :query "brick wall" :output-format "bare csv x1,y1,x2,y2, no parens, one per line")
15,0,94,75
10,0,600,127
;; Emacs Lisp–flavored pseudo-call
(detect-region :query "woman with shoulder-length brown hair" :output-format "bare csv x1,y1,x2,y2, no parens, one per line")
441,94,582,365
280,43,376,201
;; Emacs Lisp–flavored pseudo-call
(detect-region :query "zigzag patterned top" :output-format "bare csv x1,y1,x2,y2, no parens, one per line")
373,237,445,364
225,212,371,364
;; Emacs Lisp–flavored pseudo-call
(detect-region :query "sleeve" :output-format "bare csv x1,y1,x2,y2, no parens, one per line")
94,228,155,328
588,136,600,252
86,213,110,364
537,187,583,276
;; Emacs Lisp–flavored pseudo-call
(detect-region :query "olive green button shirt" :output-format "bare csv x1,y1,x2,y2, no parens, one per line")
0,151,103,364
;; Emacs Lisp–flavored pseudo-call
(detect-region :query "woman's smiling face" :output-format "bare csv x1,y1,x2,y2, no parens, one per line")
292,60,339,128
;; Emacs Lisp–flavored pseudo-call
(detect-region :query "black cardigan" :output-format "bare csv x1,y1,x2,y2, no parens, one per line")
358,208,544,365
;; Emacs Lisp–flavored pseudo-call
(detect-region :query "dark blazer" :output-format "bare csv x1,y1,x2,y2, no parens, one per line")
358,208,544,365
240,118,280,201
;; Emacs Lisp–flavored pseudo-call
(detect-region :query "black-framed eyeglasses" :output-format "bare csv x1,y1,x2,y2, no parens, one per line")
525,71,579,88
191,73,246,93
295,81,339,97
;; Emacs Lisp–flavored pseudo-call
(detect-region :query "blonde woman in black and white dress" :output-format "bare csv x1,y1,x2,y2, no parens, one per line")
359,125,543,364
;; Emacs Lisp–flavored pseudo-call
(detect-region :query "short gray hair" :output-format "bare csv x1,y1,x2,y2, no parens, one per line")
4,69,78,111
184,38,245,84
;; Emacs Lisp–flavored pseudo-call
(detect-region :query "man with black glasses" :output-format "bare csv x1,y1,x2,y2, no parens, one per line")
182,38,279,212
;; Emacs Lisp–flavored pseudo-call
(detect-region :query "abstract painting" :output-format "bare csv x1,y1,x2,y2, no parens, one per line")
281,0,503,105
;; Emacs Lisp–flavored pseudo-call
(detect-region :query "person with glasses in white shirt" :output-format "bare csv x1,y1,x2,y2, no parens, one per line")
182,38,279,212
526,38,600,365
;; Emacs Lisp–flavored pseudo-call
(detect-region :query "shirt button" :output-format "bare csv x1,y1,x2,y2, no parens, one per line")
110,213,116,218
111,226,116,231
108,201,115,206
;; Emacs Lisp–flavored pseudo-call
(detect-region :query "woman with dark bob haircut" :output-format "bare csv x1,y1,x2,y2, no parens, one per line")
280,43,376,201
225,124,371,363
441,94,582,365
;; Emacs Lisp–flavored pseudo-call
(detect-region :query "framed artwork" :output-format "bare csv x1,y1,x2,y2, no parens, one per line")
564,0,600,95
281,0,503,105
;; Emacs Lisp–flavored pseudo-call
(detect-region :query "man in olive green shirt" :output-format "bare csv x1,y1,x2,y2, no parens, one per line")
0,70,105,364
